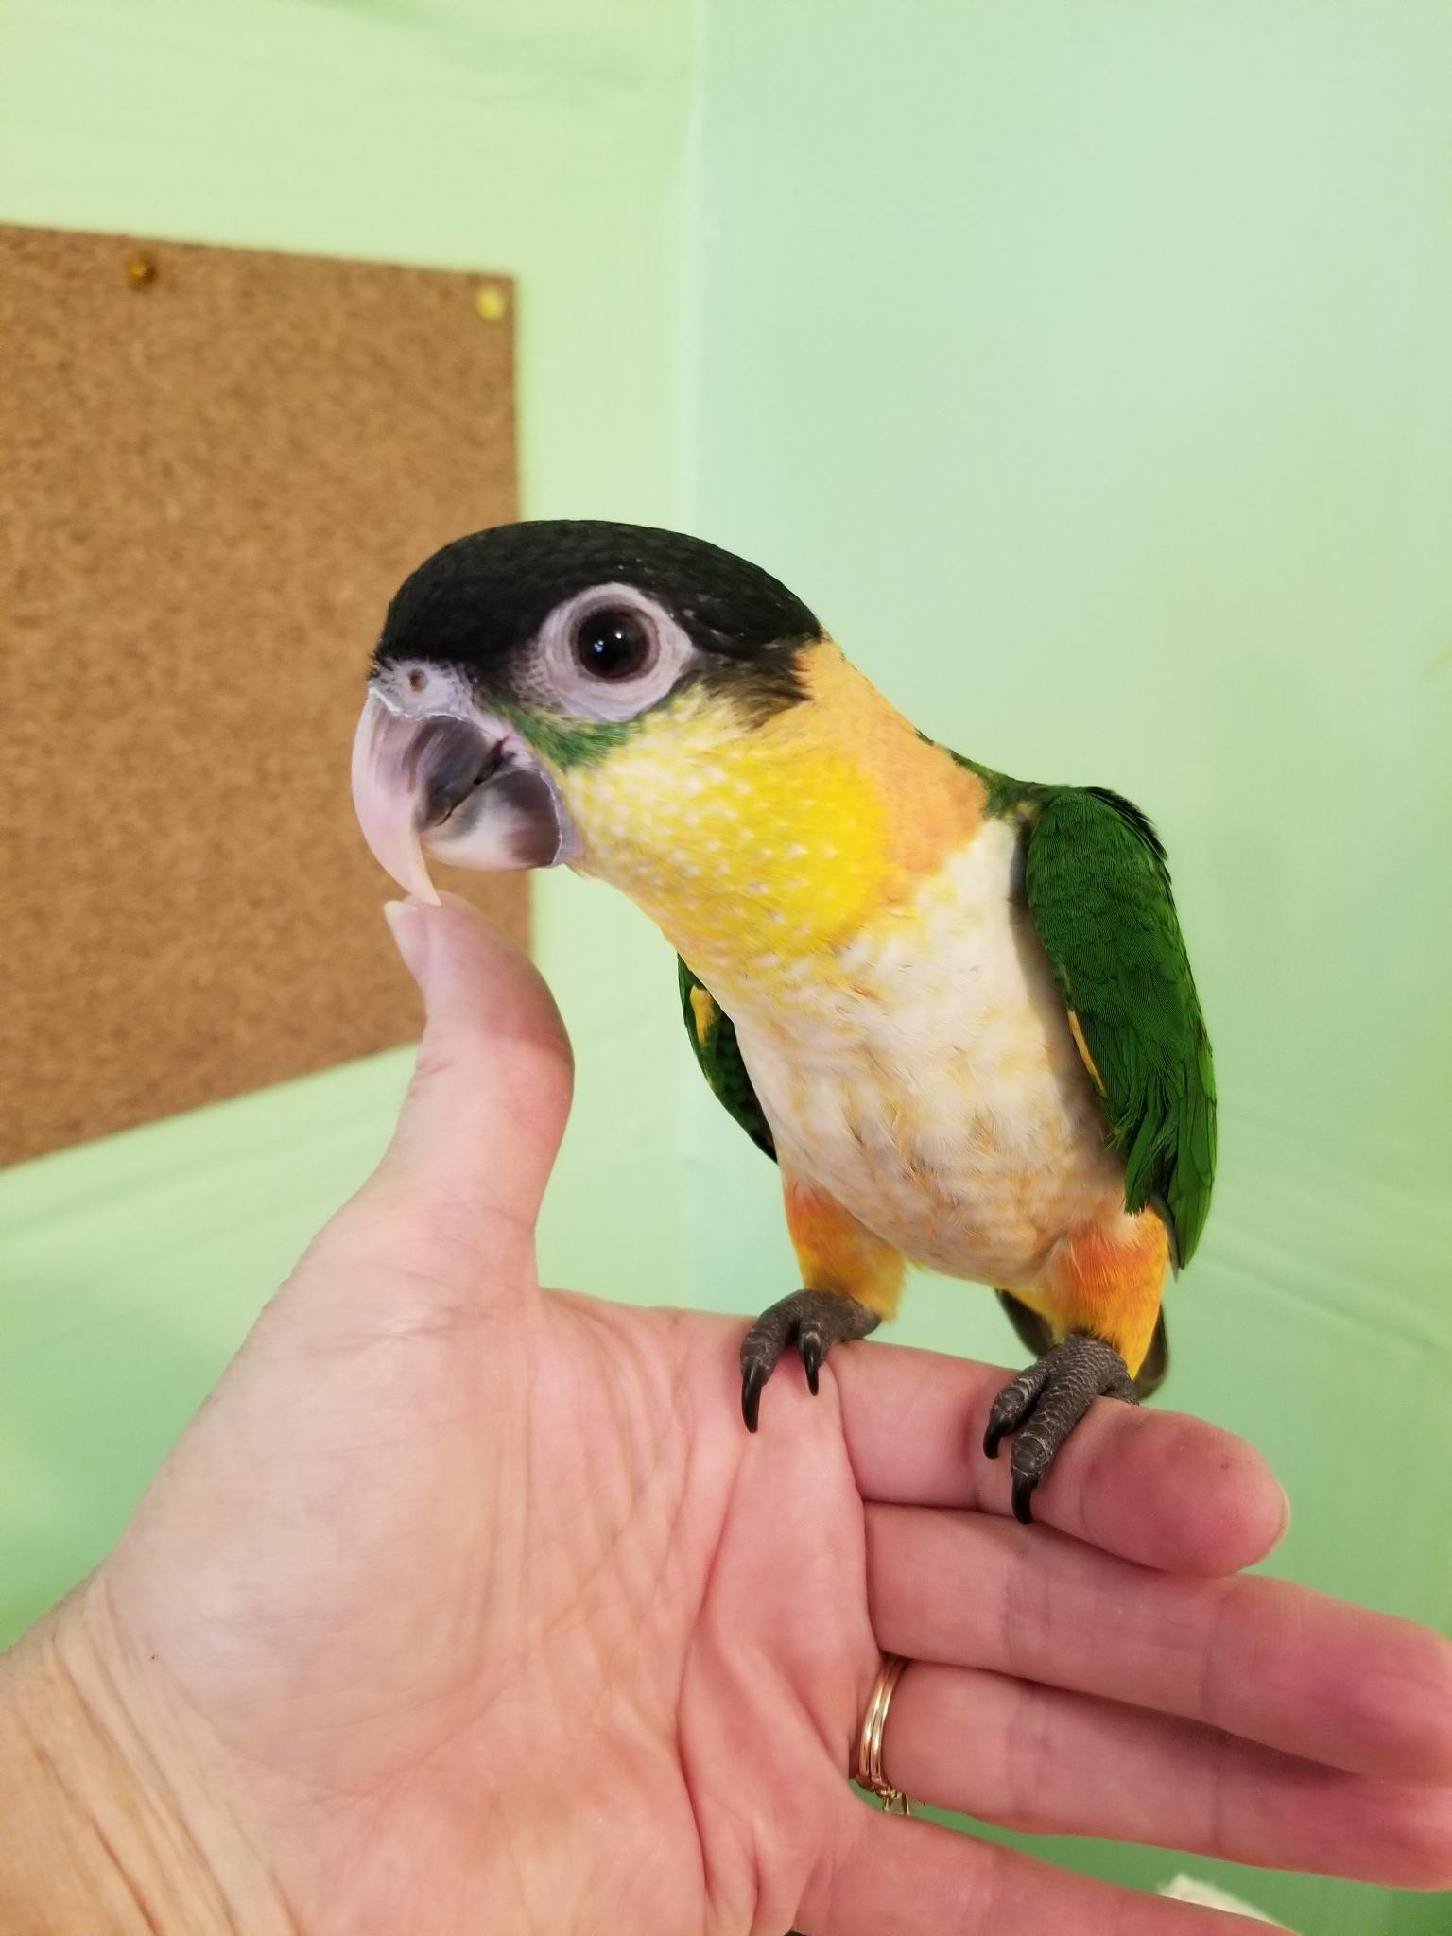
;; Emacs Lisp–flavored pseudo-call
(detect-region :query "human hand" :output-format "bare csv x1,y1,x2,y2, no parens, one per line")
5,898,1450,1936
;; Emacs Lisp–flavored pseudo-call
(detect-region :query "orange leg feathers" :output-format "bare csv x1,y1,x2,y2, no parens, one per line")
1038,1207,1170,1378
782,1173,906,1320
738,1176,905,1433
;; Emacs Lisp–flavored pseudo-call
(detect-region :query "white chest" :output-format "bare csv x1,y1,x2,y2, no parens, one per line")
725,821,1123,1289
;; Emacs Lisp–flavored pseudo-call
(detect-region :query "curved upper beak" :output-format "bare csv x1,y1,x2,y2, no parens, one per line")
350,680,577,904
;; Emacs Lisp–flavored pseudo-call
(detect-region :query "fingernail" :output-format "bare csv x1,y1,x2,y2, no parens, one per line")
384,900,431,990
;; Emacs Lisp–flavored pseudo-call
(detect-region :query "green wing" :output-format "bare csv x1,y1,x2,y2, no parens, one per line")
1022,786,1217,1267
678,958,776,1161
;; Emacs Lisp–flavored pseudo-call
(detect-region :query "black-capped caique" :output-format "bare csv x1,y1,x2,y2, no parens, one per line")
351,521,1216,1519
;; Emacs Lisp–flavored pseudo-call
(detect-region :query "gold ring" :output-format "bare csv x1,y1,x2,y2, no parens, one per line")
855,1654,912,1814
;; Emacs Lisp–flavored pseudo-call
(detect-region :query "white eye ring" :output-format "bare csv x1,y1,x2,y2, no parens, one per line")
536,584,695,722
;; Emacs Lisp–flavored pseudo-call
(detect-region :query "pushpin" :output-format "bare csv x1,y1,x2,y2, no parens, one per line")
474,283,508,323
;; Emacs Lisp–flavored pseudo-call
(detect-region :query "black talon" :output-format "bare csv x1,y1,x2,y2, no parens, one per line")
1010,1469,1040,1526
738,1290,879,1430
983,1358,1048,1460
800,1333,823,1395
984,1334,1139,1522
741,1359,768,1433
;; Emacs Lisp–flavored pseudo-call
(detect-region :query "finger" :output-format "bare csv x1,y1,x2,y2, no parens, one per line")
867,1504,1452,1784
799,1802,1281,1936
883,1660,1452,1890
836,1337,1288,1574
363,894,573,1286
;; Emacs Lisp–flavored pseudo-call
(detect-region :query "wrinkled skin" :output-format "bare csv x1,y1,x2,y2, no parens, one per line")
42,900,1452,1936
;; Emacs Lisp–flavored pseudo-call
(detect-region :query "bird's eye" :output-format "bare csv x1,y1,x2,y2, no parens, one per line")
570,606,655,682
542,586,689,721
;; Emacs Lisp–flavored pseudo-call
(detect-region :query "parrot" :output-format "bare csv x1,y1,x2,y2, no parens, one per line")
350,520,1216,1521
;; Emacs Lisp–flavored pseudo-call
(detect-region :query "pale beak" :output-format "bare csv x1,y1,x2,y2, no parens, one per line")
350,682,577,904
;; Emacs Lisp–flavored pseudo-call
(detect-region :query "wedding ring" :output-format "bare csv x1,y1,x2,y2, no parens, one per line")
855,1654,912,1814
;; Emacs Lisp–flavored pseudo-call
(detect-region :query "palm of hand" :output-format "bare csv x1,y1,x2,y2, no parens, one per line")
110,1289,875,1935
70,901,1452,1936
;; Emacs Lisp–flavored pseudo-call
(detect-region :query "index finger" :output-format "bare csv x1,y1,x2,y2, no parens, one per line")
834,1338,1289,1575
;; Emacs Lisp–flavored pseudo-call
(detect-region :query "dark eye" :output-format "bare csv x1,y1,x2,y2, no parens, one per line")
570,606,654,681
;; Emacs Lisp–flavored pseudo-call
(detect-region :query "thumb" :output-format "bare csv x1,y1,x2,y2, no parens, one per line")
367,894,574,1281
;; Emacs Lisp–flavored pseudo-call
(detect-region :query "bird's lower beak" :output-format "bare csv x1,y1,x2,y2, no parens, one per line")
350,686,578,905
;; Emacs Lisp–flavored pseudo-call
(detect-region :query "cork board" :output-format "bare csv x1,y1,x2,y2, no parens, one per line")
0,224,526,1166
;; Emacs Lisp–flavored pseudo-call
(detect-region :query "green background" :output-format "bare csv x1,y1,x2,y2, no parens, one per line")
2,4,1449,1931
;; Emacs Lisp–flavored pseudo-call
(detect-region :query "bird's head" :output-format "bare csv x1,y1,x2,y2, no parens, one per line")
351,519,825,907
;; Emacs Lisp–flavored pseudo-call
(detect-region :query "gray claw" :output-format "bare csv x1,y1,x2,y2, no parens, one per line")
800,1332,824,1394
737,1291,879,1432
740,1356,768,1432
985,1334,1139,1516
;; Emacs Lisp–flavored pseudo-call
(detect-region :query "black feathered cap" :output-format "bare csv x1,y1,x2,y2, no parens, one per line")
375,519,822,675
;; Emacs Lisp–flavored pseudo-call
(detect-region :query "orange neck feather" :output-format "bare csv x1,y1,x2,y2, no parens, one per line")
557,642,985,992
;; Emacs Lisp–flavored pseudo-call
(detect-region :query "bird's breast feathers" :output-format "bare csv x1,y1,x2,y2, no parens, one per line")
728,818,1126,1288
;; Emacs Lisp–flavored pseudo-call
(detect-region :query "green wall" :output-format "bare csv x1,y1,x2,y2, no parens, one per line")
687,4,1452,1932
3,3,1450,1929
0,0,696,1639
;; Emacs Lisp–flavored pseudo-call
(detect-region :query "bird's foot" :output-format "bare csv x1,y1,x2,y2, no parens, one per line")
740,1290,879,1431
983,1333,1137,1525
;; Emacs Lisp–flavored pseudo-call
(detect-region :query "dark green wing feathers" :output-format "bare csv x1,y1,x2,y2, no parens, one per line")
678,958,776,1161
1022,786,1217,1267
